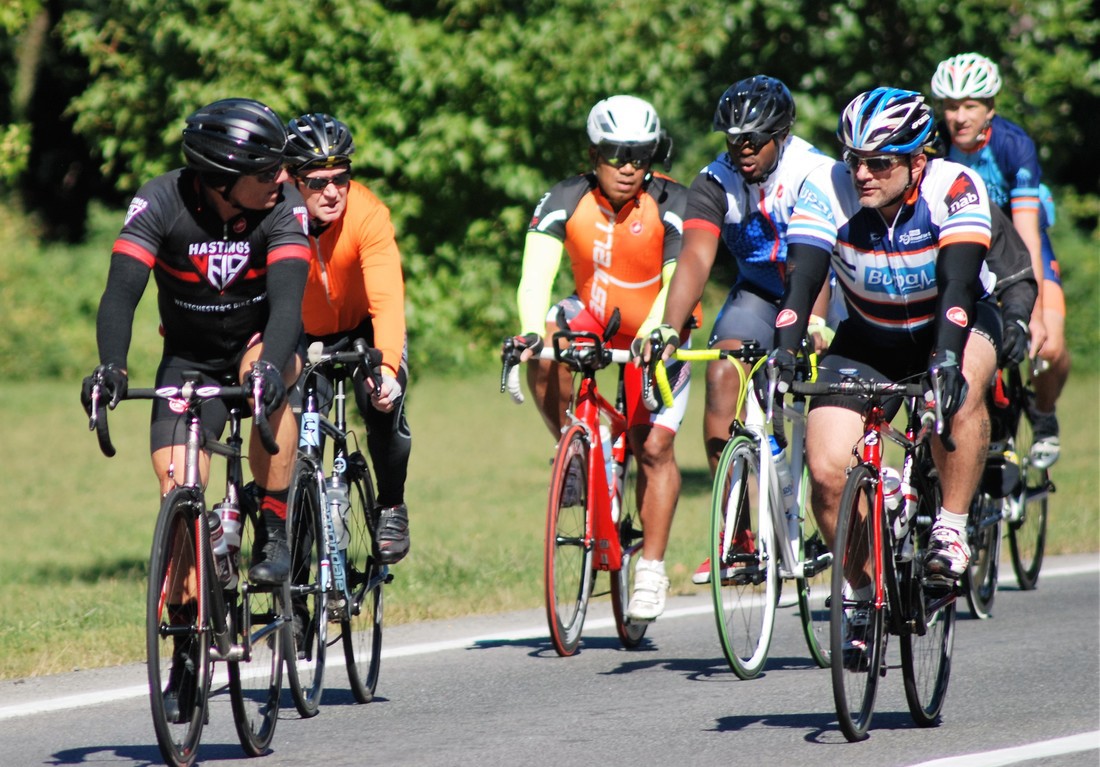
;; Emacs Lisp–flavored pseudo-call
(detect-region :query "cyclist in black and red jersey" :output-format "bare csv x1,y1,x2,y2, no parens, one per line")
81,98,311,586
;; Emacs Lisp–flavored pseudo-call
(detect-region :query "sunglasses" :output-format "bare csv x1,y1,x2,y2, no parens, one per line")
596,141,656,169
298,171,352,190
726,130,778,151
843,151,904,173
252,167,281,183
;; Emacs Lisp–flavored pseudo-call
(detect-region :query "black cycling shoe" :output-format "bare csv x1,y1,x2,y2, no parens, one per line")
249,525,290,585
163,639,199,724
376,504,410,565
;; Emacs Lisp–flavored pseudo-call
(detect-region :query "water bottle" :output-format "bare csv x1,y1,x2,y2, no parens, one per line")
599,424,614,489
882,468,902,515
327,473,350,550
206,510,233,587
768,436,799,541
214,500,241,589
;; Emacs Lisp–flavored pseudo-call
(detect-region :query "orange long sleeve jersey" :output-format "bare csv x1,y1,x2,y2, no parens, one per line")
301,180,407,378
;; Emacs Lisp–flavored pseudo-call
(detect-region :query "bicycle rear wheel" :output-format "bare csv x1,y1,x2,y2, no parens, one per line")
1008,407,1049,590
147,488,210,767
710,435,778,680
964,493,1001,619
797,461,831,668
830,464,885,742
285,461,326,716
902,477,956,727
343,456,384,703
545,424,595,656
229,506,286,755
610,449,648,648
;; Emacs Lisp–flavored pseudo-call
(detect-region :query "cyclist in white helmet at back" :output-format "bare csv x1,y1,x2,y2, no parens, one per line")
932,52,1069,468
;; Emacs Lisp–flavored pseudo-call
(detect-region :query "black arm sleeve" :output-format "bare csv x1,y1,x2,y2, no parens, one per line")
258,257,309,371
774,242,831,351
96,254,151,368
933,240,986,358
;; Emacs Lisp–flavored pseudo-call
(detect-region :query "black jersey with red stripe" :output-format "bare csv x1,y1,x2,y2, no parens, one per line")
113,169,309,364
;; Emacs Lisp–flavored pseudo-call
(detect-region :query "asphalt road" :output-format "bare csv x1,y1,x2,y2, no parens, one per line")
2,554,1097,767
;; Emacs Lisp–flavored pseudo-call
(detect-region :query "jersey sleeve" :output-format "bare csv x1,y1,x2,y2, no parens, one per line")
682,171,729,237
656,176,686,265
786,164,841,252
936,165,992,249
112,178,173,267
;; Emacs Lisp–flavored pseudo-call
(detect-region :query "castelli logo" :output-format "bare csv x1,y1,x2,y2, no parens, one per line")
776,309,798,328
631,220,643,235
946,306,968,327
169,398,188,414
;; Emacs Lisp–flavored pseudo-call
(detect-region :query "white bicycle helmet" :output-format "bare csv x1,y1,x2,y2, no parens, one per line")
931,53,1003,99
838,88,935,155
586,95,661,145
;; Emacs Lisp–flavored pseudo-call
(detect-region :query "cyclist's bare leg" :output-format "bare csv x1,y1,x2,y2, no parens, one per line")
931,332,996,516
525,357,572,438
703,341,748,476
153,448,212,496
629,423,680,561
239,343,301,493
805,406,865,550
1033,283,1070,413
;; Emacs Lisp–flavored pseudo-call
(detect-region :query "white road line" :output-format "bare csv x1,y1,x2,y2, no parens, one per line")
0,559,1095,722
909,730,1100,766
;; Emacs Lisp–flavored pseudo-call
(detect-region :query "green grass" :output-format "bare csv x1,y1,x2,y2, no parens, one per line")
1,370,1097,680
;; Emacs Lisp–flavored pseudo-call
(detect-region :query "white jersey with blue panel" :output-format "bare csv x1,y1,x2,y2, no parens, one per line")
787,157,995,334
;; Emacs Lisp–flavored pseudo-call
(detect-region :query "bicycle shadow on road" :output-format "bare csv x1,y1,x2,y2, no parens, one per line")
46,741,238,765
711,708,917,742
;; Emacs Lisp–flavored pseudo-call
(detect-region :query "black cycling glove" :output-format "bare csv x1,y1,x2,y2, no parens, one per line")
927,349,968,419
248,360,287,417
81,364,128,415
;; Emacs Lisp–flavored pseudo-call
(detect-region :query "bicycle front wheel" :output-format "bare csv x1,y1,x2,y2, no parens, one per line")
797,461,831,668
830,464,885,743
1008,410,1049,590
147,488,210,767
285,461,327,716
964,493,1001,620
229,506,286,756
901,475,956,727
610,448,648,648
545,424,594,656
710,435,778,680
343,458,384,703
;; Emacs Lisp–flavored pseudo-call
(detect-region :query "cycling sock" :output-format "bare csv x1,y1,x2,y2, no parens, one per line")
258,487,289,522
935,508,968,532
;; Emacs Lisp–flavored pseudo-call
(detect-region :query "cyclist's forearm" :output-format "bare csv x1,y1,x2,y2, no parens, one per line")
933,241,985,357
774,242,830,351
638,261,678,337
661,228,715,332
97,254,151,368
260,259,308,371
517,231,563,336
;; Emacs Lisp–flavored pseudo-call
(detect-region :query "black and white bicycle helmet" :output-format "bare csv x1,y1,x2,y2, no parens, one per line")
838,88,935,155
182,98,287,175
931,53,1002,100
712,75,795,135
586,95,662,147
285,113,356,172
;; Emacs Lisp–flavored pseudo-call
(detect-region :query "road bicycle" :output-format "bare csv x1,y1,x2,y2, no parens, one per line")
86,368,288,767
649,342,832,679
789,373,957,742
501,309,647,656
285,339,390,715
963,357,1056,617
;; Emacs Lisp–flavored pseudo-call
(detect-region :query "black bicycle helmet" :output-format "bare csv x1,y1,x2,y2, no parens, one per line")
712,75,796,135
182,98,287,175
285,113,356,172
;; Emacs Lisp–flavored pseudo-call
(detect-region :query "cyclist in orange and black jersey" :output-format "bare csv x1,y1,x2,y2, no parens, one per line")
284,113,412,565
513,95,698,622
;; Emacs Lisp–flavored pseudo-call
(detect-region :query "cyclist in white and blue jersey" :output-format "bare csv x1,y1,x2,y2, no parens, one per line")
769,88,1001,587
932,52,1068,468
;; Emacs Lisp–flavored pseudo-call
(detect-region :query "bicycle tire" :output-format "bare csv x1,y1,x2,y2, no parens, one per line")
1008,402,1048,590
545,424,595,656
610,448,648,648
343,459,384,703
147,488,210,767
228,505,286,755
830,464,885,742
963,493,1001,619
285,461,327,716
901,473,956,727
710,435,778,680
797,466,832,668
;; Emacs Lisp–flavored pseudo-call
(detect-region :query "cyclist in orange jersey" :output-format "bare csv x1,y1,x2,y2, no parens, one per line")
512,95,699,621
285,113,412,566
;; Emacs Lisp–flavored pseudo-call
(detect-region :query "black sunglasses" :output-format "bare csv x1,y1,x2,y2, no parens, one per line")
297,171,352,190
726,130,778,151
252,167,281,183
596,141,656,169
843,151,904,173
